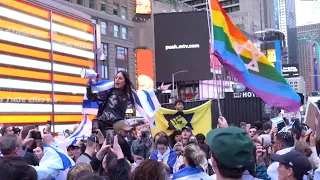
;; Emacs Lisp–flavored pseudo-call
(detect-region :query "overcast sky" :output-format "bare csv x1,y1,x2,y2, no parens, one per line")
296,0,320,26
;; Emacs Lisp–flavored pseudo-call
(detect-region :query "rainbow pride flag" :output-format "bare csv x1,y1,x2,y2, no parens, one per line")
210,0,300,112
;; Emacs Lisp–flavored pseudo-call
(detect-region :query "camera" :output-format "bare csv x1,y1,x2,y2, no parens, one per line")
12,127,21,134
141,131,148,138
31,131,42,139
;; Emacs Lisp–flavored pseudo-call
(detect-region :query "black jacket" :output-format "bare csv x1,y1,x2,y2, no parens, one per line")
87,86,130,128
0,156,37,180
87,86,162,129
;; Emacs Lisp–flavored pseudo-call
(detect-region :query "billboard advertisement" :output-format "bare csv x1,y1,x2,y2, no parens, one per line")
260,40,282,73
154,12,211,82
135,0,152,14
274,0,279,29
282,64,299,78
318,45,320,70
266,49,276,63
274,40,282,74
313,43,318,91
0,1,95,124
136,49,154,90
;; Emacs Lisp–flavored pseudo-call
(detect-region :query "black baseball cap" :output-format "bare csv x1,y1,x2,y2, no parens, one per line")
271,151,312,175
181,126,192,132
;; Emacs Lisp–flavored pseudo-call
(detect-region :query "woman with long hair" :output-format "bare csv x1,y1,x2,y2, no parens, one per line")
86,71,136,140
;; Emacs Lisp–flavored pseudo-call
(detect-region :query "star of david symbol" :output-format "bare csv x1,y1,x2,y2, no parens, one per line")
234,40,262,73
163,111,194,131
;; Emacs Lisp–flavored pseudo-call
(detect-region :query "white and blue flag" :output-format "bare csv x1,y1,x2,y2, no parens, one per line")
33,144,75,180
172,166,211,180
82,80,161,125
56,115,92,154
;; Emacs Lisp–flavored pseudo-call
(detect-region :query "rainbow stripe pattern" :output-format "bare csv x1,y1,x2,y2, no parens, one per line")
210,0,300,112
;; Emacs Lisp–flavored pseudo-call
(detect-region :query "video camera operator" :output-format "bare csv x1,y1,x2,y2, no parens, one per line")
131,125,153,160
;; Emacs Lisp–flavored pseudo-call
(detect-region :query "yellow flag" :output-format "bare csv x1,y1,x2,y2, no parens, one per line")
151,100,212,136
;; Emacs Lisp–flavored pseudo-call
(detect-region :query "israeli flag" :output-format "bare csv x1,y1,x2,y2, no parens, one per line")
82,93,99,115
33,144,75,180
82,80,161,125
57,115,92,154
91,80,114,93
172,166,211,180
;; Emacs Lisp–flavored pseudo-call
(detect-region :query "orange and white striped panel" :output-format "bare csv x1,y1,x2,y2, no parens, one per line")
0,0,95,124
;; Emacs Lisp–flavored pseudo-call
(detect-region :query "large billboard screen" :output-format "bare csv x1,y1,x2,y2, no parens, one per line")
154,12,211,82
0,1,95,124
136,49,154,90
135,0,152,14
282,64,299,78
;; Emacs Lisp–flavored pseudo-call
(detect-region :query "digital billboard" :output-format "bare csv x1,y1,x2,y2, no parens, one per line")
282,64,299,78
154,12,211,82
0,1,95,124
136,49,154,90
266,49,276,63
135,0,152,14
274,0,279,29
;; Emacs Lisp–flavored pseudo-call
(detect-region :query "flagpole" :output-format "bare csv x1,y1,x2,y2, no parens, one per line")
206,0,222,117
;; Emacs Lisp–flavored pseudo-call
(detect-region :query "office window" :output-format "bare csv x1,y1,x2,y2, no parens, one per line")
77,0,83,5
91,19,97,24
115,67,127,74
101,22,107,35
89,0,95,9
101,65,108,79
113,24,119,37
113,4,119,16
121,7,127,19
121,27,127,40
101,0,106,12
116,46,128,60
101,43,108,60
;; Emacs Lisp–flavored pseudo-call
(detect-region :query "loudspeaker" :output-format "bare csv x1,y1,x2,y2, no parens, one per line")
80,68,100,79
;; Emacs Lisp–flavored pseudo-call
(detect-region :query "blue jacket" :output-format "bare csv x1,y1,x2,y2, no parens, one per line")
256,162,271,180
150,147,177,174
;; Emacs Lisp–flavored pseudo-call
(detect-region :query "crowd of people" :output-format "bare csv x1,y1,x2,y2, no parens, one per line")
0,71,319,180
1,111,320,180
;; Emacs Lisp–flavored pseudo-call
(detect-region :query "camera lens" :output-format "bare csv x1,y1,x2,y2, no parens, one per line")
141,131,148,138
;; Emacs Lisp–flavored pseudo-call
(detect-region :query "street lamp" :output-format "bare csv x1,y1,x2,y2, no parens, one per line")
171,70,188,102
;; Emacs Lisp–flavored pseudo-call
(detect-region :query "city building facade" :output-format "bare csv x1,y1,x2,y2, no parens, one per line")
285,77,305,94
297,23,320,44
179,0,275,34
297,36,320,94
277,0,298,64
54,0,136,82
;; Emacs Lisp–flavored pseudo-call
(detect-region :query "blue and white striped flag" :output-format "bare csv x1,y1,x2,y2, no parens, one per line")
82,93,99,115
57,115,92,154
172,167,211,180
33,144,75,180
82,80,161,125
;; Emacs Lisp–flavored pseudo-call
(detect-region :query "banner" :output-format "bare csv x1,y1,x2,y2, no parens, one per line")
152,100,212,136
304,100,320,141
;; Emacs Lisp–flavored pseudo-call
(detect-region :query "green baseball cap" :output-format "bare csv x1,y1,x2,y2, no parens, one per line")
206,126,253,169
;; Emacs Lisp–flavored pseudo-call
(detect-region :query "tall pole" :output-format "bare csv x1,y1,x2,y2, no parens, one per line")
207,0,222,117
172,74,175,102
171,70,188,102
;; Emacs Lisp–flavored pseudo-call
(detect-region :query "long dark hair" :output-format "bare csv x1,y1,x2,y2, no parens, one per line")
115,71,135,107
